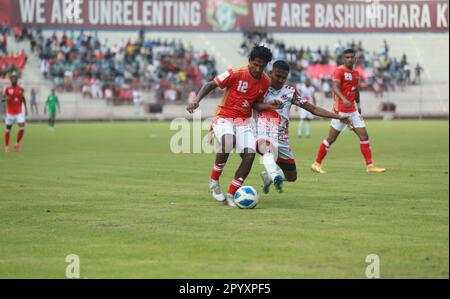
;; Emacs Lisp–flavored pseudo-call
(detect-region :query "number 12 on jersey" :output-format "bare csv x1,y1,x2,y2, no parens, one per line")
237,80,248,93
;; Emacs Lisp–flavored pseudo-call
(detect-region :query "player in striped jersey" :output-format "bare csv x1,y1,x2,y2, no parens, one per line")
255,61,351,193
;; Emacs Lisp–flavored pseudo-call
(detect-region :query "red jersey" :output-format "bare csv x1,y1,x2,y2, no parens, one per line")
214,65,270,120
332,65,359,113
3,85,25,115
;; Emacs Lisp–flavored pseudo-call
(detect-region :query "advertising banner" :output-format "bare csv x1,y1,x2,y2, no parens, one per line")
1,0,448,32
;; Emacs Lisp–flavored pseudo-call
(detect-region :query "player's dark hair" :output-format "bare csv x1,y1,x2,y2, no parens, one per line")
249,45,273,64
272,60,290,72
343,48,356,55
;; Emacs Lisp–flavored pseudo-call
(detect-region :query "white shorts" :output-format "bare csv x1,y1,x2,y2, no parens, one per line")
5,113,26,125
256,135,295,162
213,118,256,153
331,111,366,132
300,108,314,120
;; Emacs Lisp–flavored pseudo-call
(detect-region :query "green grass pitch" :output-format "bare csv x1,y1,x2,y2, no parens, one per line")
0,120,448,278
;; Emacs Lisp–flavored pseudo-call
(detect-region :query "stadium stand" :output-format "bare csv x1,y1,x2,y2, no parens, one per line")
0,25,28,79
1,28,448,120
26,29,218,104
240,31,425,97
0,52,27,76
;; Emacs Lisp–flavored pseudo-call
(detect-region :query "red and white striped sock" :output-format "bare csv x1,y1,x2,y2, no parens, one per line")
210,162,225,181
315,140,330,164
360,141,373,166
228,177,244,196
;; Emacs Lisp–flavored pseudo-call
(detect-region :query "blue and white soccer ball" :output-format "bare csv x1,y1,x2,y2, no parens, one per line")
234,186,259,209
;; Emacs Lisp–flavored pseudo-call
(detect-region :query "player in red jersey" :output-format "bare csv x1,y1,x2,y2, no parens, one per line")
186,45,280,207
311,49,386,173
2,71,28,153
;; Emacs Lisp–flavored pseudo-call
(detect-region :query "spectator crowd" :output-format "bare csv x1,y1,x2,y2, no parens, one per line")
0,22,28,79
1,21,427,107
240,31,424,98
7,24,219,106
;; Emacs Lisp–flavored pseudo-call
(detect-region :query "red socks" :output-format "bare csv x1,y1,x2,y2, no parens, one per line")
17,129,24,144
4,128,25,148
315,140,330,164
5,130,10,147
210,162,225,181
316,139,373,166
228,177,244,196
211,162,244,197
360,141,373,166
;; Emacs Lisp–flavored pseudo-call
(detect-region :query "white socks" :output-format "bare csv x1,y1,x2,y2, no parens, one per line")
262,152,280,181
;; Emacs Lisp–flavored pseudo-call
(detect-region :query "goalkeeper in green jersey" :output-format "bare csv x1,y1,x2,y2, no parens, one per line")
44,89,60,130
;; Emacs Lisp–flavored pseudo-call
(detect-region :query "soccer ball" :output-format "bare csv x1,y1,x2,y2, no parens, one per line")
234,186,259,209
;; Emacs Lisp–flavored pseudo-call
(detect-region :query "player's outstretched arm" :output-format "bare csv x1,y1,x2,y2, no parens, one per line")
186,80,218,114
253,100,283,112
300,102,352,126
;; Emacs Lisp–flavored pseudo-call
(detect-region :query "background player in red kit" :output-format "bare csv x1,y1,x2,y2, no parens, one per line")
186,45,279,207
2,71,28,153
311,49,386,174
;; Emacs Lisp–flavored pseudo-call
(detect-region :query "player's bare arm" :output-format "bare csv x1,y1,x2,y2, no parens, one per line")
23,96,28,116
4,95,11,106
186,80,218,113
2,90,10,103
333,80,352,108
355,89,361,114
300,102,352,126
291,95,351,124
253,100,283,112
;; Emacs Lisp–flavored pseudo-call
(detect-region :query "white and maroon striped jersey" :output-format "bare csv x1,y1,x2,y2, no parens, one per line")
256,85,307,141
